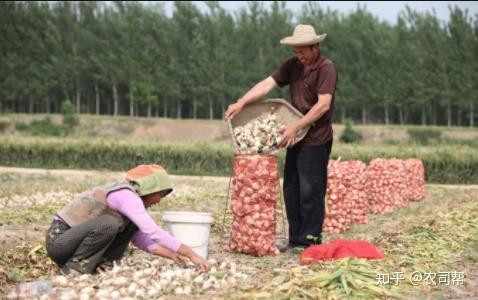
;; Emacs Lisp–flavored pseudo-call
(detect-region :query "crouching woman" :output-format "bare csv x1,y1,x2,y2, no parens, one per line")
45,164,210,274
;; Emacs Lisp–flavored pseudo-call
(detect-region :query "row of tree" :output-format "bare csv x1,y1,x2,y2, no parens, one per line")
0,1,476,126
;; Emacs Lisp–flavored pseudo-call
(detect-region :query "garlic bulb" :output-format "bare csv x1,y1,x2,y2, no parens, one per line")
233,108,287,155
19,257,250,299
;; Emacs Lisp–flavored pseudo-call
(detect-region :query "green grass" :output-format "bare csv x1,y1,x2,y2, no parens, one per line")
0,136,476,183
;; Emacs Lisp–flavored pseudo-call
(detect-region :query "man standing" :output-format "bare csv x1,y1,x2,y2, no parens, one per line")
225,24,337,251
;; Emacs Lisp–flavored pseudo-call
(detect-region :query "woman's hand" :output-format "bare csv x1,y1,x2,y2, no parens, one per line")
177,244,211,272
169,252,187,266
189,254,211,272
155,244,211,271
153,245,183,264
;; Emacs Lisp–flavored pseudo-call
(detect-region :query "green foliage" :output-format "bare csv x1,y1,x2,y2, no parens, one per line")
0,137,476,184
0,2,476,126
15,118,64,137
7,267,24,282
339,120,363,143
15,122,29,132
61,100,78,128
0,121,8,132
306,234,320,244
407,128,442,144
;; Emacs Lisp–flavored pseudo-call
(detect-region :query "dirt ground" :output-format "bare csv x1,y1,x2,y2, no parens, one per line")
1,167,477,299
2,114,477,143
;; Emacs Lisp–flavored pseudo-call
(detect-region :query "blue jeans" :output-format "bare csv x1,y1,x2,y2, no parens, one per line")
283,140,332,247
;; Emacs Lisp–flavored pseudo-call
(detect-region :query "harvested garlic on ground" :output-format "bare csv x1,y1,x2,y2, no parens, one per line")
110,290,121,299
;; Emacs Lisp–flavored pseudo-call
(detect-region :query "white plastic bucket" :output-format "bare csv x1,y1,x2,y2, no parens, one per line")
162,211,214,259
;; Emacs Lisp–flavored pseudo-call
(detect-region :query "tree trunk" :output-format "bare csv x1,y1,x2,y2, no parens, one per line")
147,101,152,118
431,102,437,125
95,83,100,115
208,97,213,120
192,96,197,119
457,107,462,127
176,99,181,119
259,46,264,74
112,83,119,116
361,103,367,124
221,99,226,118
398,104,404,125
447,102,451,127
29,98,34,114
129,88,134,117
76,77,80,113
384,102,389,125
163,101,167,118
106,93,111,115
470,99,474,128
421,107,426,126
46,97,50,113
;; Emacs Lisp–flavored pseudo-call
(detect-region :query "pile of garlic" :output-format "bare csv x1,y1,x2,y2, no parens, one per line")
8,257,248,300
233,108,285,155
0,191,73,208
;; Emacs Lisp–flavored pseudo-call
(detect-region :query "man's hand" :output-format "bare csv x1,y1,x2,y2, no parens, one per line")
224,101,244,120
279,122,300,148
224,77,277,120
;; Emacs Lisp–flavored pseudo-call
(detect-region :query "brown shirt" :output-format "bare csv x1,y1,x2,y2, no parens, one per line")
271,52,337,146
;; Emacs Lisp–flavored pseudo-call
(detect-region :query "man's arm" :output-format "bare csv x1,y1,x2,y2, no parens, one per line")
279,93,333,148
224,76,277,119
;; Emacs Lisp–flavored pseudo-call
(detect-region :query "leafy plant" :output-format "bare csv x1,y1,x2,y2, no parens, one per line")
61,100,78,129
306,234,320,244
407,128,442,144
0,121,8,132
339,120,363,144
7,267,24,282
15,118,64,137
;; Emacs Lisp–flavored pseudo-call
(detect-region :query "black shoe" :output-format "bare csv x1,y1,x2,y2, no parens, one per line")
277,243,305,254
61,264,82,276
285,245,305,254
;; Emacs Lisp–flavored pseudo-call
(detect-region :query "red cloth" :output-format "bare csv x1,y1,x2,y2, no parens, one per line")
300,238,383,265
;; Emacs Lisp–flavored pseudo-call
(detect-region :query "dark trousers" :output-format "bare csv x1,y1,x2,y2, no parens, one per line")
45,215,138,274
283,140,332,247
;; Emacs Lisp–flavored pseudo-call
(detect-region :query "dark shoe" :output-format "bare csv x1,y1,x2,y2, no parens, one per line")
61,264,82,276
97,260,114,272
285,245,305,254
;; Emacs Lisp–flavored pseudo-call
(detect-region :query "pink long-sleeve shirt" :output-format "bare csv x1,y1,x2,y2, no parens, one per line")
106,189,181,254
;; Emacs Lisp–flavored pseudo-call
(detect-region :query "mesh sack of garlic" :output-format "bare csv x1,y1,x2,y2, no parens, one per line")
233,108,286,155
6,257,249,300
228,155,280,256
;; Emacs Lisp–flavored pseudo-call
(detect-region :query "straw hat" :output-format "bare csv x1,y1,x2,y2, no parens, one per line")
280,24,327,46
